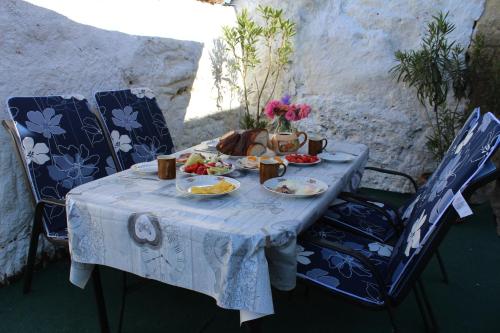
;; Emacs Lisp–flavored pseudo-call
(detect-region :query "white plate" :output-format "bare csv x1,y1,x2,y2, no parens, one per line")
318,152,355,163
263,176,328,197
285,155,322,166
179,162,236,176
236,156,288,172
131,161,157,174
176,175,240,197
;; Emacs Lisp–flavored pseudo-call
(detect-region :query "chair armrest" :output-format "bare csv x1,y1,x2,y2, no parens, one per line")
330,192,402,233
301,234,389,303
365,166,419,193
37,198,66,208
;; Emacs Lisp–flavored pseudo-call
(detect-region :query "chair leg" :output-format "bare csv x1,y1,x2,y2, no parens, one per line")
435,249,449,284
23,203,44,294
117,272,127,333
417,279,439,332
413,287,431,332
386,305,399,333
92,266,110,333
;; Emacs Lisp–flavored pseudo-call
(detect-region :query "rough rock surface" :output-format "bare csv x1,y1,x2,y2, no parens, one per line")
0,0,236,282
235,0,485,190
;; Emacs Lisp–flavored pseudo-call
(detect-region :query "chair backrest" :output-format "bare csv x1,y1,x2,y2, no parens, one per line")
399,108,482,220
6,95,116,238
387,112,500,299
94,88,174,170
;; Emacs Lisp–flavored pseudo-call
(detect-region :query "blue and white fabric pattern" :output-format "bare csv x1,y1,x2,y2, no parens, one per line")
398,108,481,221
324,199,400,242
388,111,500,293
94,88,174,170
297,222,393,305
7,95,115,239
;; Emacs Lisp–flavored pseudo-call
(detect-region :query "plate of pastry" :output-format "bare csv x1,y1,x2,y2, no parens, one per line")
263,176,328,197
176,175,240,197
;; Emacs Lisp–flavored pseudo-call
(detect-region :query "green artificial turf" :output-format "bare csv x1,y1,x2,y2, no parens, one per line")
0,188,499,333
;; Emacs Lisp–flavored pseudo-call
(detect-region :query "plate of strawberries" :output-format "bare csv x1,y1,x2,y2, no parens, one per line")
285,153,321,166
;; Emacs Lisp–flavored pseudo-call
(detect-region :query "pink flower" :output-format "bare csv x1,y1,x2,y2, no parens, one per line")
298,104,311,120
264,100,282,119
285,106,298,121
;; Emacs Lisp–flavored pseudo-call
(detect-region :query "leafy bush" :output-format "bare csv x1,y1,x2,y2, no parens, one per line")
222,6,296,129
391,12,469,160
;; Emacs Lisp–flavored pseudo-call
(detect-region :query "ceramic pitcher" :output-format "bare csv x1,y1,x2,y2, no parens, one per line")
270,131,308,155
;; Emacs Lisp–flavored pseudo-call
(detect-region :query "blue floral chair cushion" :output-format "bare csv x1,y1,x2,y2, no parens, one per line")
397,108,481,220
94,88,174,170
298,223,393,305
387,112,500,295
7,95,115,240
323,199,400,243
325,109,482,245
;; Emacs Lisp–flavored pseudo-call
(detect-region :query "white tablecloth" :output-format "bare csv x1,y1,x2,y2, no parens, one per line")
66,140,368,323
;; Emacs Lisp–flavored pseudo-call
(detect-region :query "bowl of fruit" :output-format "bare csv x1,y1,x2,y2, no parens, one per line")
179,153,235,176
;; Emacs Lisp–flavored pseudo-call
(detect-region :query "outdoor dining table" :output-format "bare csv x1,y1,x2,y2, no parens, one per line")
66,139,369,329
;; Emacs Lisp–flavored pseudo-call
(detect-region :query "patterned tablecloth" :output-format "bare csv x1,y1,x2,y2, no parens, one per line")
66,140,368,323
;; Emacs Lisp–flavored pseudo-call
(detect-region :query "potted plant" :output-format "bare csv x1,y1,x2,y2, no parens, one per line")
264,94,311,154
222,6,296,129
391,12,470,161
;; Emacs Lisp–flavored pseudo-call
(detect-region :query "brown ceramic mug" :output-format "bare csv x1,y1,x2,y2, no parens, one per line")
157,155,176,180
260,159,287,184
308,136,328,155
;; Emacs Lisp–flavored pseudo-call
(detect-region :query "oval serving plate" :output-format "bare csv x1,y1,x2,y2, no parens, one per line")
176,175,240,197
179,163,236,176
263,176,328,197
236,156,288,172
131,161,157,174
285,154,322,166
318,152,355,163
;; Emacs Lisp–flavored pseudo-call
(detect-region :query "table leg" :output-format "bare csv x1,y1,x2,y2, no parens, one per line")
243,318,263,333
92,266,110,333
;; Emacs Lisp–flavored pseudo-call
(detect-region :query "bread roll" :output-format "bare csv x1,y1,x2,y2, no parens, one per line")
246,143,267,156
216,129,269,156
216,131,240,154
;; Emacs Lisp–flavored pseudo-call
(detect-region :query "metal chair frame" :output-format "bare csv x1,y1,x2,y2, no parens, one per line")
2,100,120,332
294,164,499,333
328,166,450,284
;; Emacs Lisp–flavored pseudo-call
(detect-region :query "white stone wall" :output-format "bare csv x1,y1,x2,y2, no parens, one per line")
0,0,237,282
0,0,487,281
235,0,485,190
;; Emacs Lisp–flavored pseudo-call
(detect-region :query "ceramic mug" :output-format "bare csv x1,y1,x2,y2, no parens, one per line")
157,155,176,179
308,136,328,155
259,159,287,184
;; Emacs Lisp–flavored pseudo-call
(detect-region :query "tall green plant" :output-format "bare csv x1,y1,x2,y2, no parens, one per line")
391,12,469,160
222,6,296,129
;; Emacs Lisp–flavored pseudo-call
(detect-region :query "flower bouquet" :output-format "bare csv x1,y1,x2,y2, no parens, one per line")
264,95,311,154
264,95,311,133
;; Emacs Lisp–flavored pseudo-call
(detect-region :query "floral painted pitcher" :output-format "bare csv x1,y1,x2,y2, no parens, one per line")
270,131,308,154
